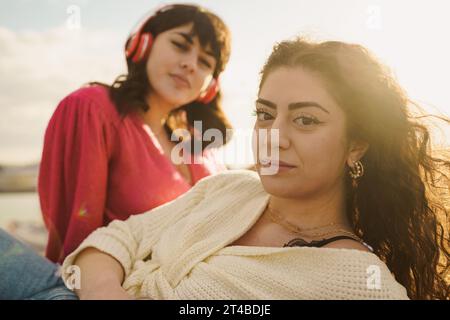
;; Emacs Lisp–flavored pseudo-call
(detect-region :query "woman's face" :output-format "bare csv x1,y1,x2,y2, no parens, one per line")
254,66,352,198
146,23,217,108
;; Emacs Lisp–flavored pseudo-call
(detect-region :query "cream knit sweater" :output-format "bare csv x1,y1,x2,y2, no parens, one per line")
62,170,409,300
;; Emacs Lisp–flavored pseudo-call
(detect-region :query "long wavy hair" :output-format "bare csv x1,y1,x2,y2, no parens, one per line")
92,4,232,151
259,38,450,299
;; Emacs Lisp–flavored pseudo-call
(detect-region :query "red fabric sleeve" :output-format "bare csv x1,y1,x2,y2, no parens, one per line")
38,93,111,263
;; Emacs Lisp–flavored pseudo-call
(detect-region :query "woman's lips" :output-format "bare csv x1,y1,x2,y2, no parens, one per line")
260,159,297,171
170,74,190,88
277,161,297,168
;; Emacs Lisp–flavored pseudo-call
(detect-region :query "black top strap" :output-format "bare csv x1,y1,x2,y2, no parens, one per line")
284,235,360,248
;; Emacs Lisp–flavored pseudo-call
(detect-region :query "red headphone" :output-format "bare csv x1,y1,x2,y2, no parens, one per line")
125,5,220,104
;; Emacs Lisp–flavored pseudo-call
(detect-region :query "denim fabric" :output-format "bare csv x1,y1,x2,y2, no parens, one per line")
0,228,78,300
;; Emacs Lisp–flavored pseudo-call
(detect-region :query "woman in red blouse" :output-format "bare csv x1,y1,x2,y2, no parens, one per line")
38,4,232,263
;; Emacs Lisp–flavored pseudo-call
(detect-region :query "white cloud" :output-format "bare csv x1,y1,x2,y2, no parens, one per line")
0,25,126,164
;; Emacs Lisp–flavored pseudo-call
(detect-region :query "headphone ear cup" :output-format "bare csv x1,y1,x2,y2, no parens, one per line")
131,32,153,63
125,33,140,59
197,78,219,104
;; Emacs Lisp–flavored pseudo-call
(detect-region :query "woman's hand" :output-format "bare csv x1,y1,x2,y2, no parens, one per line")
72,247,133,300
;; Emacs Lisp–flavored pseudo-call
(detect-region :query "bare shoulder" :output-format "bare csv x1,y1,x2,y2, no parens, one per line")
322,239,372,252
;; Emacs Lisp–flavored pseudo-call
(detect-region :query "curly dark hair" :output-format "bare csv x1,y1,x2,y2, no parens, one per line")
259,38,450,299
92,4,232,151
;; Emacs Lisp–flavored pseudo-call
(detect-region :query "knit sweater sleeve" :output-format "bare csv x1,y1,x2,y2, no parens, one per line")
61,172,222,281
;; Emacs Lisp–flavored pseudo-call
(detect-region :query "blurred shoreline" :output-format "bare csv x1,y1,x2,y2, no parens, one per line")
0,163,38,193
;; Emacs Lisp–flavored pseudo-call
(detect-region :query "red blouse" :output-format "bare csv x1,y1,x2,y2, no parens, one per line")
38,85,226,263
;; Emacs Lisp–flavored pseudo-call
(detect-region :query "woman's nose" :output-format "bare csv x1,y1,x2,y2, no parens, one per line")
180,53,198,73
270,119,290,150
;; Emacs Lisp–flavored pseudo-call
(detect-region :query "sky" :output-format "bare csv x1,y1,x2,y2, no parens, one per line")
1,0,449,165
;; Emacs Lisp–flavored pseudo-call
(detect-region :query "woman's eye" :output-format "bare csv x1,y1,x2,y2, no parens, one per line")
294,116,321,127
199,58,212,69
253,110,274,121
172,41,189,51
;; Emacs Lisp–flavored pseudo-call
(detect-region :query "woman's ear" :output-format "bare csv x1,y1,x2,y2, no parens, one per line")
347,140,369,167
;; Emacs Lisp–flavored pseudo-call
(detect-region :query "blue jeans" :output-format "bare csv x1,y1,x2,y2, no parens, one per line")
0,228,78,300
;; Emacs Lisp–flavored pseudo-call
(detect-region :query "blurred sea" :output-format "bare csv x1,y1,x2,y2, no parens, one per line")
0,192,43,228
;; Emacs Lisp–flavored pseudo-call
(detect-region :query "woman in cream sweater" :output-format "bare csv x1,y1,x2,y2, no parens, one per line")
1,38,448,300
60,39,449,299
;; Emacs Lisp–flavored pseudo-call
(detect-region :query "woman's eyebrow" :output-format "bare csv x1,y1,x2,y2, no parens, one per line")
256,98,276,109
256,98,329,114
288,102,330,114
175,32,215,57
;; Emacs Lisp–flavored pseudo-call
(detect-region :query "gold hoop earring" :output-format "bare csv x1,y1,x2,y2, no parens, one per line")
349,160,364,179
